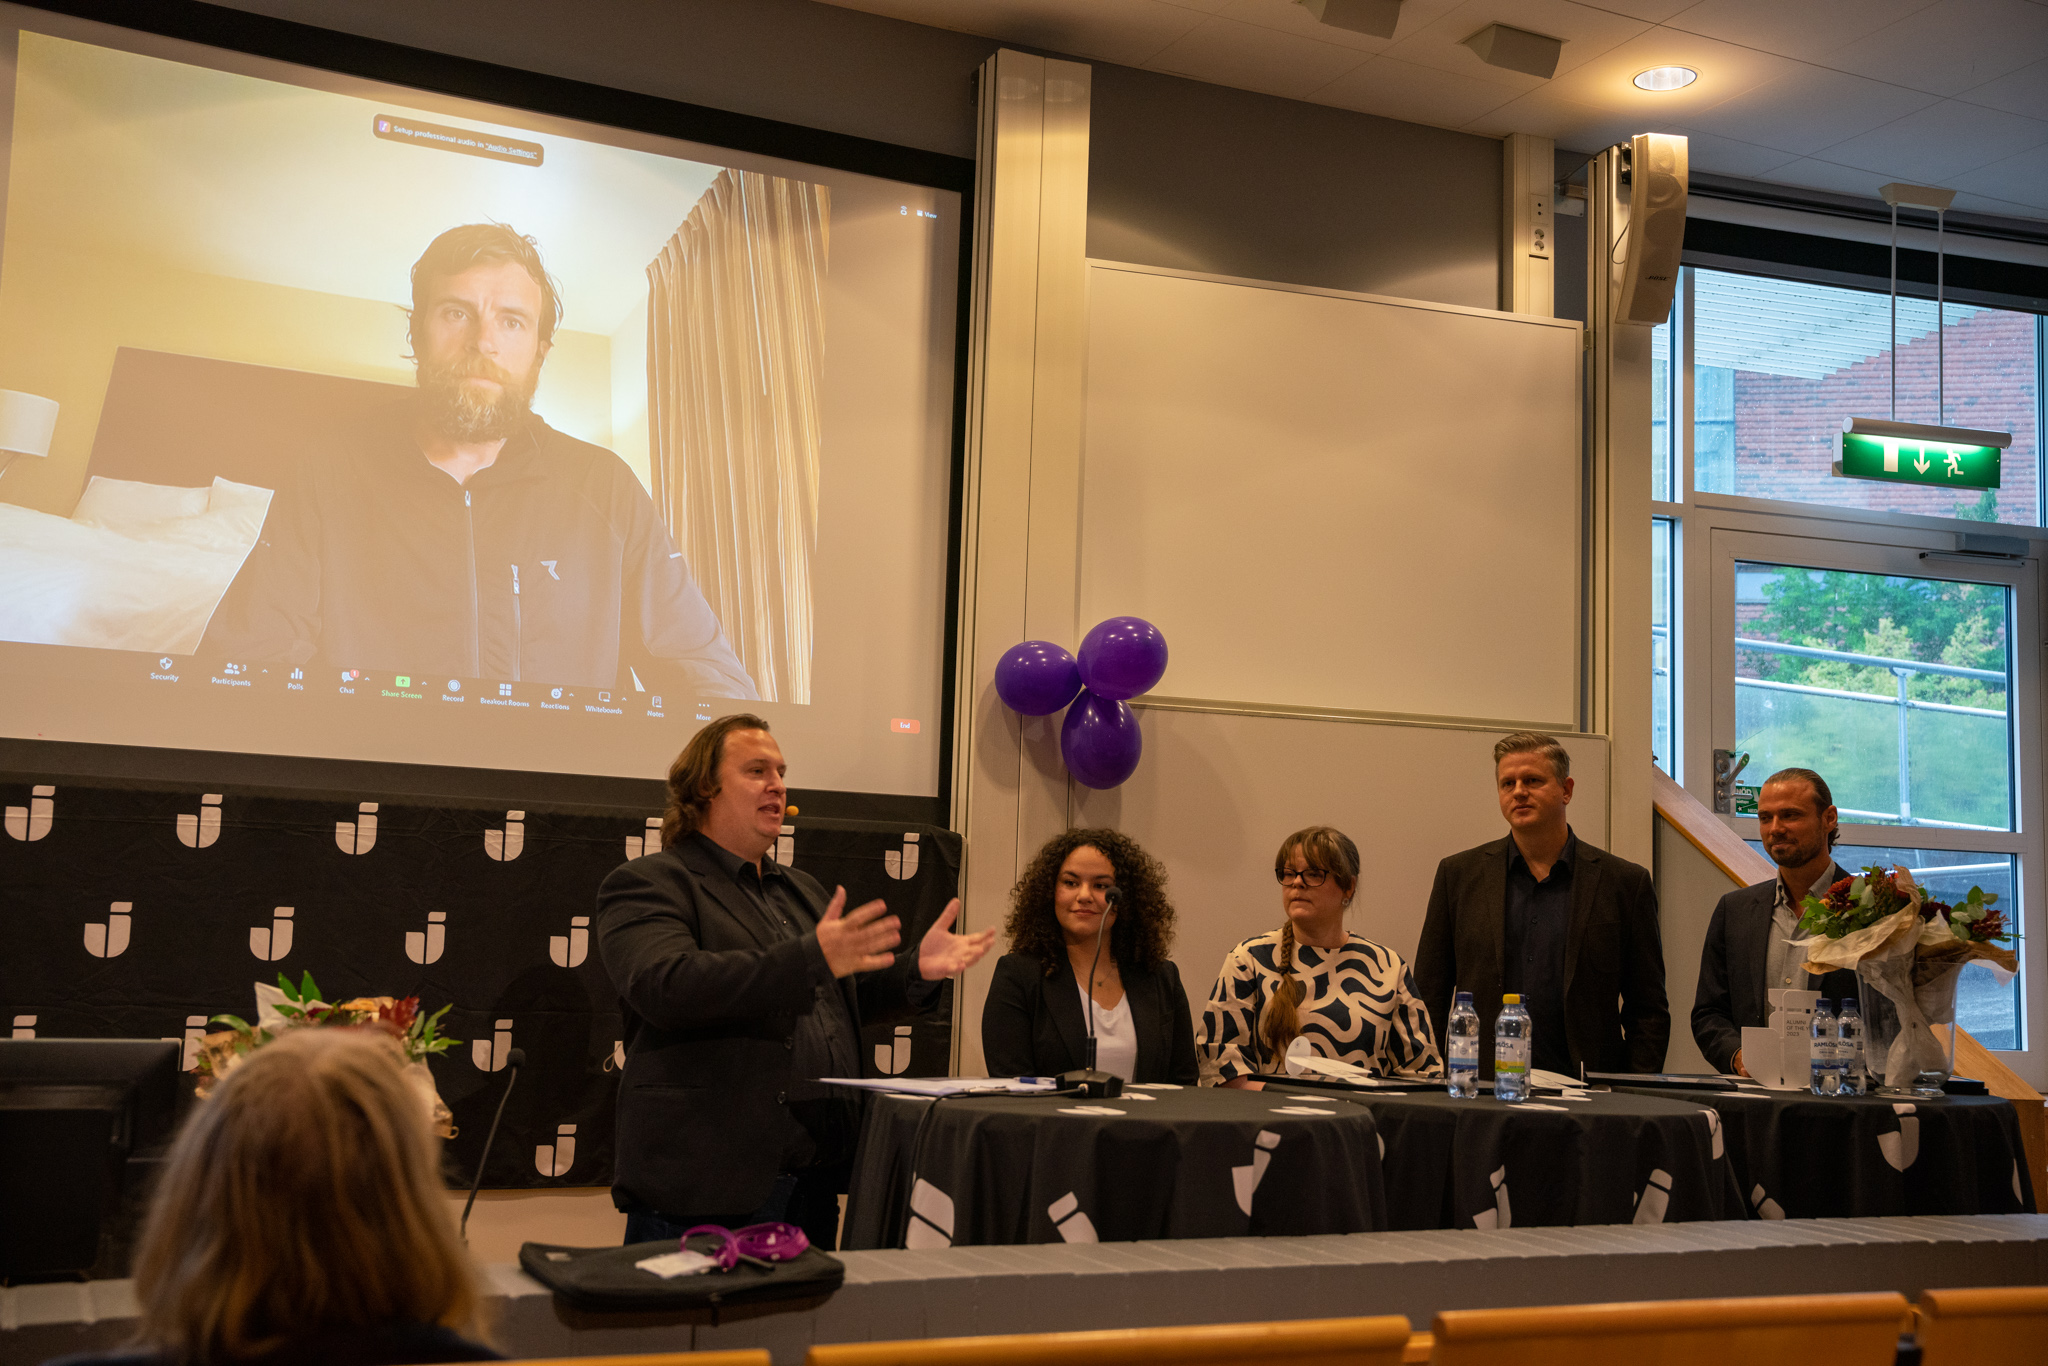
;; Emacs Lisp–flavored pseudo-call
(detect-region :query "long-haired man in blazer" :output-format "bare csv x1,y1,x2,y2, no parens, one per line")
1690,767,1859,1076
1414,731,1669,1078
597,713,995,1249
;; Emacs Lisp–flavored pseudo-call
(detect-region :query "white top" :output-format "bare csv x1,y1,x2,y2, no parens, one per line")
1076,981,1138,1082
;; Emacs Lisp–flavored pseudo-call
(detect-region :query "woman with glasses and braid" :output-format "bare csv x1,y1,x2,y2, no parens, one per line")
1199,825,1442,1088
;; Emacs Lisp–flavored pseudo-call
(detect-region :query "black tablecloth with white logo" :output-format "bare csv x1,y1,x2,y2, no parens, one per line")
841,1084,1386,1248
1273,1082,1747,1228
1611,1085,2036,1219
0,778,959,1192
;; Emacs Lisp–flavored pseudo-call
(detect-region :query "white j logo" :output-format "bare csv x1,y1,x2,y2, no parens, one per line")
624,817,662,860
777,823,794,866
535,1123,577,1177
1232,1130,1281,1216
84,902,132,958
406,911,447,965
176,793,223,849
484,810,525,862
249,907,294,962
336,802,379,855
11,1015,35,1040
4,785,54,842
549,916,590,968
884,833,920,880
875,1024,912,1076
473,1019,514,1072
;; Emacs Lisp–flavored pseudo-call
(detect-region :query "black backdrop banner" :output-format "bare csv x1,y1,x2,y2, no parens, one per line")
0,779,959,1191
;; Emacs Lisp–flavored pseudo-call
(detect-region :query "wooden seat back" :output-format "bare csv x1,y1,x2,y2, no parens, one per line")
805,1314,1412,1366
1917,1285,2048,1362
490,1354,769,1366
1429,1292,1911,1366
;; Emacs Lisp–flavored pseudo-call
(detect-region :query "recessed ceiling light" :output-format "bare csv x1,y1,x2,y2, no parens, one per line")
1634,65,1698,91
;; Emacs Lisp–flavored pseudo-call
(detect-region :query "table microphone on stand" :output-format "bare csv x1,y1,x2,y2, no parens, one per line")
1058,886,1123,1099
461,1046,524,1244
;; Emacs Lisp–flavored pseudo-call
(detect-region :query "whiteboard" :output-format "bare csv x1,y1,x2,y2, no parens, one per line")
1080,261,1583,728
1072,704,1612,1023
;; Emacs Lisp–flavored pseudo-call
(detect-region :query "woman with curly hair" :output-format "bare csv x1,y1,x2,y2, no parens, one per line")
980,827,1198,1084
1200,825,1441,1088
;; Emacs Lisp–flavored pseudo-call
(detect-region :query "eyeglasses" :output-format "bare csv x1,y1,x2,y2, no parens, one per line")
1275,866,1329,888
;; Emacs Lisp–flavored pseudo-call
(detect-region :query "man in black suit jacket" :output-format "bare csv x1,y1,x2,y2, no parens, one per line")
1415,732,1669,1077
596,714,994,1248
1691,767,1860,1075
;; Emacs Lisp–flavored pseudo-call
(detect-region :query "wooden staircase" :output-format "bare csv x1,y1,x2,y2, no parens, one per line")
1651,765,2046,1212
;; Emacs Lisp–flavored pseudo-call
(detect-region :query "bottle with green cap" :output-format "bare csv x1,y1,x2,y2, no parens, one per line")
1495,993,1531,1103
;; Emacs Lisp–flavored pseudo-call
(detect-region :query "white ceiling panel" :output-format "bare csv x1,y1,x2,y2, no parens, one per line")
1657,123,1800,177
1211,0,1467,53
1380,0,1651,84
1823,0,2048,98
1956,56,2048,122
1682,67,1939,156
1951,143,2048,211
1315,53,1527,124
821,0,2048,222
1146,15,1370,99
1661,0,1939,64
1818,99,2048,182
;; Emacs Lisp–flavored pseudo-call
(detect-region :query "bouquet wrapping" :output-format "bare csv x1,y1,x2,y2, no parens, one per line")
1791,867,2016,1090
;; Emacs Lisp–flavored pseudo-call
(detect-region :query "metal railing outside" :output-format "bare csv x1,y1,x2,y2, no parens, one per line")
1734,636,2008,831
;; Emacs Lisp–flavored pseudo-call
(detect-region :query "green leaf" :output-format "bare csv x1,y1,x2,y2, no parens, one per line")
209,1013,253,1031
299,969,321,1002
276,970,299,1002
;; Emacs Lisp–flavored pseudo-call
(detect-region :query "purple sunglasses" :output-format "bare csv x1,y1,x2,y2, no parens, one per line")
679,1221,810,1271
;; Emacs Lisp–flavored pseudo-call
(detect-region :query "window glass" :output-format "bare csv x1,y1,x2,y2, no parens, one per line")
1651,309,1673,503
1691,270,2041,526
1652,517,1674,776
1832,847,2020,1051
1734,561,2012,831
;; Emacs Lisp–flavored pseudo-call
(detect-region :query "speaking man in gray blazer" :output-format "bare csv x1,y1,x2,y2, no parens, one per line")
1690,767,1860,1076
1415,731,1669,1078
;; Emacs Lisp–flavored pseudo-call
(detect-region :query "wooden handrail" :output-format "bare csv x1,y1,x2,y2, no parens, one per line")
1651,764,2045,1212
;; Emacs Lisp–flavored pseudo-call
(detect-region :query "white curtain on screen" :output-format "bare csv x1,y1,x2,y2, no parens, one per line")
647,168,827,705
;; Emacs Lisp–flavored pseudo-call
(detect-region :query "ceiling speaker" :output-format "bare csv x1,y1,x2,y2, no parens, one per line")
1614,132,1687,326
1297,0,1402,40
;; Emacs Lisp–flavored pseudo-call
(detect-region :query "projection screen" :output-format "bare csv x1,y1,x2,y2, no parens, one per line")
0,7,961,800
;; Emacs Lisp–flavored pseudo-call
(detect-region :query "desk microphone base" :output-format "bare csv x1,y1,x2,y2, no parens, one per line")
1057,1069,1123,1099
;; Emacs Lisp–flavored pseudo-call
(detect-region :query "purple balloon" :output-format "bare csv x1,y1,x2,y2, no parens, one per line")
1060,689,1143,789
994,640,1083,716
1077,616,1169,701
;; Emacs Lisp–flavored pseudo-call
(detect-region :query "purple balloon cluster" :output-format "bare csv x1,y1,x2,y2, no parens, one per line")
993,617,1168,789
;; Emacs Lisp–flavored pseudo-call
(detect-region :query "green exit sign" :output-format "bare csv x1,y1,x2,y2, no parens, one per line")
1837,431,2001,490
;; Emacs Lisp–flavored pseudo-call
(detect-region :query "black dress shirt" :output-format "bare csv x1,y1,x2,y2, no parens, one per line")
1503,830,1577,1076
688,831,861,1164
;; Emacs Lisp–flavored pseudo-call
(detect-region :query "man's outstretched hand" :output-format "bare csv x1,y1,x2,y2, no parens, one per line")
815,887,900,978
918,899,996,981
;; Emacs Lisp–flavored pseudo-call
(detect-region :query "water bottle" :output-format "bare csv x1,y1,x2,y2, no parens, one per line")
1446,991,1481,1098
1495,994,1531,1104
1810,1000,1842,1096
1837,999,1867,1096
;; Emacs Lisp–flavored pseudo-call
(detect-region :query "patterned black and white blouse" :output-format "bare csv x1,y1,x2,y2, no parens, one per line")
1198,929,1443,1083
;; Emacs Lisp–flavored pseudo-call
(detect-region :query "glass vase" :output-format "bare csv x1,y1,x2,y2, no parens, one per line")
1857,958,1962,1098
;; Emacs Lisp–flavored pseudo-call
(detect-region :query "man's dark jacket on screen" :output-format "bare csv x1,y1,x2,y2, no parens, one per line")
1414,834,1670,1076
204,403,755,697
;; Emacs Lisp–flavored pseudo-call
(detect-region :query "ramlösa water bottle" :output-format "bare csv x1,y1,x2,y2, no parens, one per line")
1447,991,1480,1098
1810,999,1841,1096
1837,998,1866,1096
1495,994,1531,1104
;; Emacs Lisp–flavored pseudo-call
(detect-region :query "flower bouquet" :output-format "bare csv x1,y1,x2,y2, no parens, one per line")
198,970,462,1136
1793,867,2018,1094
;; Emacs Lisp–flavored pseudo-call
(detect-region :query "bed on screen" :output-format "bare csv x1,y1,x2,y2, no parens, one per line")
0,348,404,654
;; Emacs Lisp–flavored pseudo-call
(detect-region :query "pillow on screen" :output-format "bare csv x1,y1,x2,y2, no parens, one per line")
70,475,210,530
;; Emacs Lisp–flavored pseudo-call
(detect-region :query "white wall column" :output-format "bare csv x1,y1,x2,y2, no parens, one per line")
1500,132,1555,316
1585,144,1654,866
949,50,1092,1073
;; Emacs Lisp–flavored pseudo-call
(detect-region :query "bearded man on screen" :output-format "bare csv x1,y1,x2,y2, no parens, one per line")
204,222,756,698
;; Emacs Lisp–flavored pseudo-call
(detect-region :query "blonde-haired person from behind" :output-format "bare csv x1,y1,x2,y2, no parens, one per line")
1199,826,1442,1089
44,1028,498,1366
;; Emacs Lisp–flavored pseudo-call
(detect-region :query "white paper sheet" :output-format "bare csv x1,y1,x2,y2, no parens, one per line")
820,1076,1057,1097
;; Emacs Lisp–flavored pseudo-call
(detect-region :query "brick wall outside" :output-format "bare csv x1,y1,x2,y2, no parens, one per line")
1719,309,2040,523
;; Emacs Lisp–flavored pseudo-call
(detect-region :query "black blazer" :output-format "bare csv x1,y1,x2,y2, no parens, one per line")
595,836,919,1218
980,952,1200,1084
1414,833,1670,1075
1690,871,1861,1074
